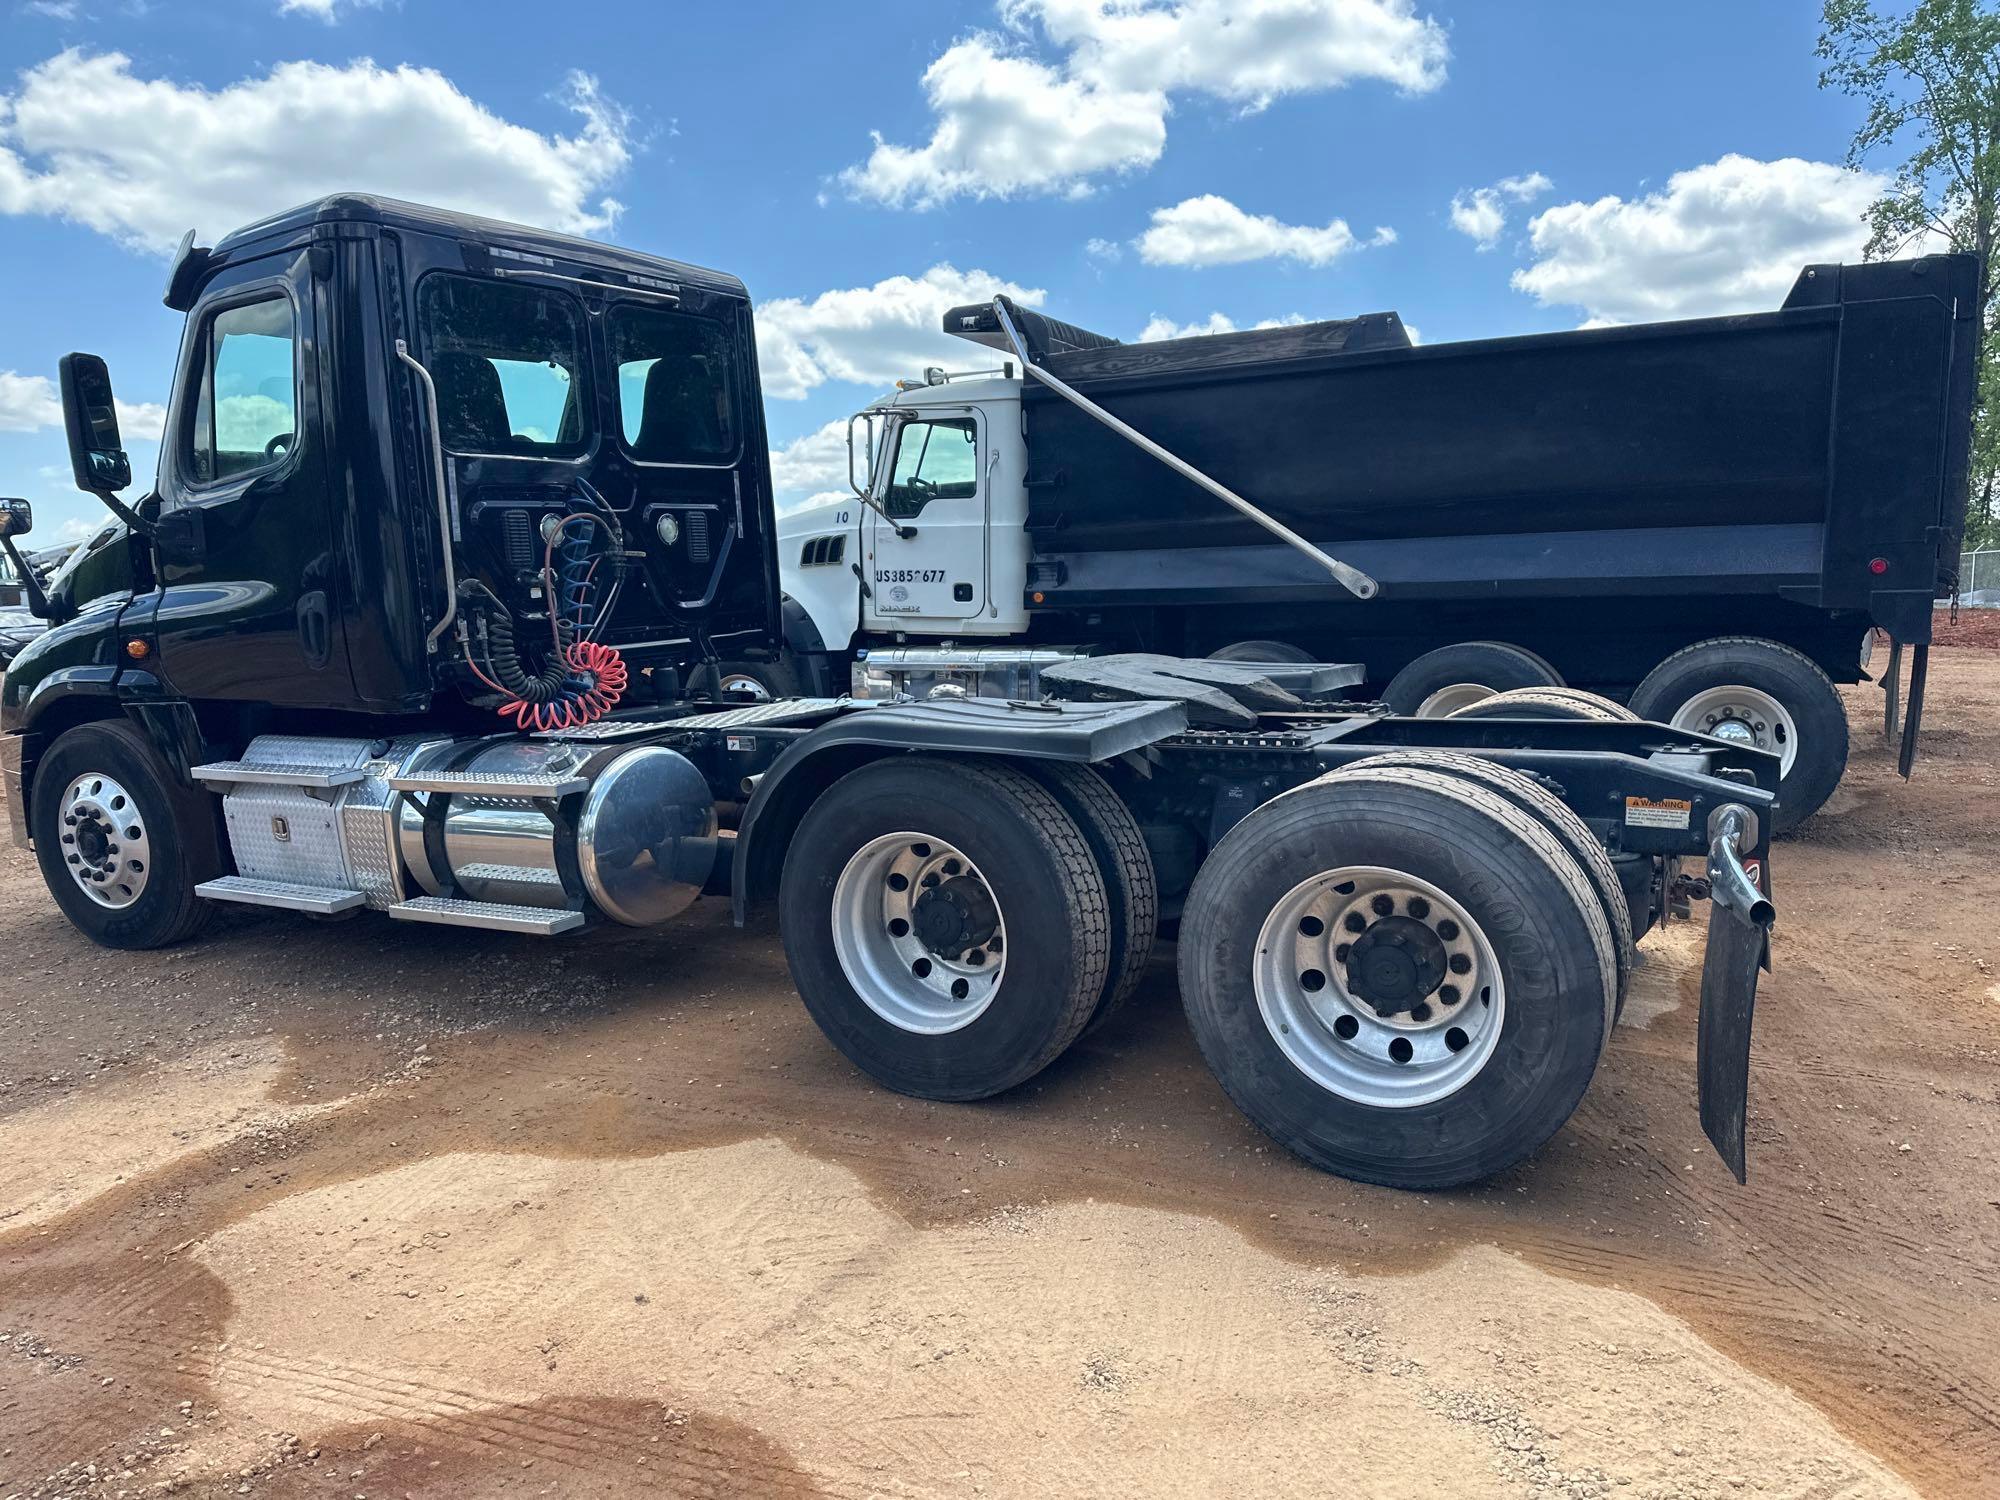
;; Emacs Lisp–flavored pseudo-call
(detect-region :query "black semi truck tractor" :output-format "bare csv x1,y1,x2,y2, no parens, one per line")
0,196,1780,1190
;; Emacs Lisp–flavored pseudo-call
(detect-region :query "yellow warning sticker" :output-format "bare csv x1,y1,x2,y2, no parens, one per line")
1624,796,1693,831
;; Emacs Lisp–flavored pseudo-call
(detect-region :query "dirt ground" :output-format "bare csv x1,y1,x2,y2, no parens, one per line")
3,655,1999,1499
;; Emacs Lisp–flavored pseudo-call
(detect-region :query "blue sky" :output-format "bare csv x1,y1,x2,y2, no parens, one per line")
1,0,1889,543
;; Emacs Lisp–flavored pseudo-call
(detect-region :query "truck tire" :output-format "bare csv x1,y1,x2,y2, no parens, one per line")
31,720,219,951
1627,637,1847,834
1448,686,1634,722
714,657,798,702
1026,761,1159,1032
779,755,1110,1100
1178,764,1613,1189
1351,750,1633,1022
1208,639,1314,665
1382,641,1563,717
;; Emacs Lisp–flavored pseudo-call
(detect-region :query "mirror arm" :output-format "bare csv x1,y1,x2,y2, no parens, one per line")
845,410,917,539
0,532,53,620
89,488,159,542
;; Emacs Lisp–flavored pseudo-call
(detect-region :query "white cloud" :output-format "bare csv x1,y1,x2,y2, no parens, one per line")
0,51,633,255
1085,236,1124,262
839,38,1167,209
0,372,166,441
769,419,857,503
755,264,1046,400
0,371,61,432
1137,311,1307,341
1512,155,1894,326
843,0,1447,207
1447,171,1550,250
56,515,109,543
114,400,166,444
1137,193,1392,267
22,1,80,17
279,0,382,18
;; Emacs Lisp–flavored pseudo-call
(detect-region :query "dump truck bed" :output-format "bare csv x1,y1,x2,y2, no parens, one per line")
948,255,1979,646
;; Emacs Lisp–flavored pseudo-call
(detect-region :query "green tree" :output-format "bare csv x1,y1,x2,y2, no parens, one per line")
1818,0,2000,555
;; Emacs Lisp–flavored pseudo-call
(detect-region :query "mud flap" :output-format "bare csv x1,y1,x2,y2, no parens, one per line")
1697,899,1767,1183
1898,642,1928,779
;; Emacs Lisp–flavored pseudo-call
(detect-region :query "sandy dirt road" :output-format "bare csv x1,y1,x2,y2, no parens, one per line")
2,650,1998,1498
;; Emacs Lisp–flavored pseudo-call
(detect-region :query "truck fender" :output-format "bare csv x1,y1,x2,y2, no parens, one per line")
730,695,1187,924
780,594,835,698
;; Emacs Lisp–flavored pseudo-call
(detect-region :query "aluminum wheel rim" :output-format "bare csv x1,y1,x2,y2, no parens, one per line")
831,831,1007,1034
1415,682,1495,718
1253,865,1505,1108
718,672,772,702
1669,684,1797,776
57,771,152,909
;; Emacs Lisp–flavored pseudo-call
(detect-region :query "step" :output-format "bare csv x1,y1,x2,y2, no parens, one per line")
197,876,366,915
387,896,584,935
386,770,589,799
191,760,369,791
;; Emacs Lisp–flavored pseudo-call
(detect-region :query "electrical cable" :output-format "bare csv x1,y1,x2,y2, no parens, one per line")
458,497,630,732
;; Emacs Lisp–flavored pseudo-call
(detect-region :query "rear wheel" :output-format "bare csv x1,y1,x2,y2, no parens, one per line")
1449,686,1635,722
1382,641,1564,717
1025,762,1158,1032
1351,750,1633,1022
31,720,219,950
1627,636,1847,833
1208,639,1314,665
1178,765,1613,1188
780,756,1109,1100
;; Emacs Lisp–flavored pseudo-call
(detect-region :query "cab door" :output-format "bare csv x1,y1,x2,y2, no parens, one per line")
866,411,988,625
151,250,349,705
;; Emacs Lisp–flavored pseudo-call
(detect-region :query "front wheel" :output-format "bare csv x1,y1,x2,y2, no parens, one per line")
30,720,220,950
712,656,798,702
1178,764,1613,1189
1627,636,1848,833
779,756,1109,1100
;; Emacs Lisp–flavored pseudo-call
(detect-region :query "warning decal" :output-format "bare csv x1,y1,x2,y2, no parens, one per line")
1624,796,1693,831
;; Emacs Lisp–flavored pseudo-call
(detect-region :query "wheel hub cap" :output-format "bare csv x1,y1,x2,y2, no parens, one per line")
1345,916,1447,1014
912,876,999,958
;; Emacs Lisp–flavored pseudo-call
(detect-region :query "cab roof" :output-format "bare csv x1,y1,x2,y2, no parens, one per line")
205,193,747,298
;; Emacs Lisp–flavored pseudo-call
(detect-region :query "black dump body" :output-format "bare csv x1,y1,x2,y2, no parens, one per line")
952,255,1979,669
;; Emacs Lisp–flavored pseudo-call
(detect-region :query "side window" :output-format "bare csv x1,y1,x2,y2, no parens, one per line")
187,296,296,485
884,419,978,520
417,274,588,456
613,306,737,462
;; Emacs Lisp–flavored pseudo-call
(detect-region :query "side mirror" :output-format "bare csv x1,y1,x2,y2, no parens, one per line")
0,498,53,620
59,353,133,495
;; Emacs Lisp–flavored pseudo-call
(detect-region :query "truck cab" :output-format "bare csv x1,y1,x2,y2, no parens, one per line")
779,371,1035,693
3,194,780,747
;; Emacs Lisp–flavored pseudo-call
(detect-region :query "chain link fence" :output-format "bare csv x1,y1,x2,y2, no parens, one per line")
1956,549,2000,606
